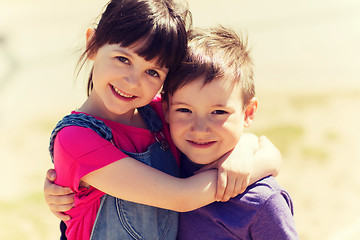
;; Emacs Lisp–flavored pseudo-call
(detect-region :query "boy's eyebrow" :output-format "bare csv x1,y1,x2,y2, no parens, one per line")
170,98,194,106
170,101,190,106
171,101,229,108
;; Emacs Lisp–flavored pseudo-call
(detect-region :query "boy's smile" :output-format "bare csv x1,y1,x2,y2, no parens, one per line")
165,75,256,165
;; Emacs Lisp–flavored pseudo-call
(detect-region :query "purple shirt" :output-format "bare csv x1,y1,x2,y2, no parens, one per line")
178,156,299,240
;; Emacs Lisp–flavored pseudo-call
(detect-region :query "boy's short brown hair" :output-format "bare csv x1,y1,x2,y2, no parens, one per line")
163,26,254,108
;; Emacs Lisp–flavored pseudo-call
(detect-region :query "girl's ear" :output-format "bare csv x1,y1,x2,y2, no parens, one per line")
86,28,96,60
244,97,258,128
162,101,170,123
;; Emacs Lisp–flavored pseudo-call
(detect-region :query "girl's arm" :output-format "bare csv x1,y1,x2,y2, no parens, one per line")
249,135,281,180
53,125,219,212
220,134,281,201
44,163,217,221
44,133,281,217
81,156,218,212
197,133,282,202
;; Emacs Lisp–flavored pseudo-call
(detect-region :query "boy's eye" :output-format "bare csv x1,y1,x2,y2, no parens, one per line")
146,69,160,78
176,108,191,113
212,110,229,115
116,56,129,64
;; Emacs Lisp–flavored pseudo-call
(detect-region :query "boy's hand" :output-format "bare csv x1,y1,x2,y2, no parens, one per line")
44,169,74,221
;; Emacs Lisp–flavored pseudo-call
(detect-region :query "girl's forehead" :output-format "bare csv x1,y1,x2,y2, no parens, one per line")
107,42,168,71
127,40,169,68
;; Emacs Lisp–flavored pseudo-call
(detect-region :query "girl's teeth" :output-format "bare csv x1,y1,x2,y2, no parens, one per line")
113,86,133,98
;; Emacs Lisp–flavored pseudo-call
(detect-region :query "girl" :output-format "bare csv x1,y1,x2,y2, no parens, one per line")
46,0,281,239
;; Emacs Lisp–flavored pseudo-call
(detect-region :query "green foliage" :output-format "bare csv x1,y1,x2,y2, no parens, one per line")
290,94,329,111
254,124,304,154
0,191,56,240
324,131,339,142
301,146,329,163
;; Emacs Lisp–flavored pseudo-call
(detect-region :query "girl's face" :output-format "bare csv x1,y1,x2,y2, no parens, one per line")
87,41,168,122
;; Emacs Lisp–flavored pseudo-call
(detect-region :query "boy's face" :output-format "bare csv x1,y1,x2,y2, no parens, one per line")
165,75,256,165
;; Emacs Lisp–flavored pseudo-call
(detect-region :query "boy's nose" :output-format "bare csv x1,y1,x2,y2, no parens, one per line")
191,117,209,134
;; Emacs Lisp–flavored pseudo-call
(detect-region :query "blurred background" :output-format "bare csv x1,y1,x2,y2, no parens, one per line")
0,0,359,239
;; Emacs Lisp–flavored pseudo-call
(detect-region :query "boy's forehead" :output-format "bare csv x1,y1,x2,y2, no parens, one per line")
170,76,243,104
202,76,242,99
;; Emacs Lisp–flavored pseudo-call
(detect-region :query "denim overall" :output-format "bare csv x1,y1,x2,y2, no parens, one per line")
49,105,179,240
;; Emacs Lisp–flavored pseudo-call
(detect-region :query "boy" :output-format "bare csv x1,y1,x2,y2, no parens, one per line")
162,26,298,239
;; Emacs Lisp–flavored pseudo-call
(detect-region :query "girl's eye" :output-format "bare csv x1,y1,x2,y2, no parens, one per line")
116,56,129,64
176,108,191,113
146,69,160,78
212,110,229,115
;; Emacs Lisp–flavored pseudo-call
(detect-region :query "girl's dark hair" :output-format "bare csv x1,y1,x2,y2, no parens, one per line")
78,0,192,96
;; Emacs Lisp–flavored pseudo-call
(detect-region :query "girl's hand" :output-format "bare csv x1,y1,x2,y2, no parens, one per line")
44,169,74,221
196,133,258,202
251,135,282,178
195,134,281,202
215,134,282,202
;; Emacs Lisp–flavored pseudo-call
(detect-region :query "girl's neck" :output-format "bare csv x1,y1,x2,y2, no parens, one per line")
78,95,147,129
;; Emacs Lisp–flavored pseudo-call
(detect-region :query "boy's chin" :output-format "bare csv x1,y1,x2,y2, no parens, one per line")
186,154,217,166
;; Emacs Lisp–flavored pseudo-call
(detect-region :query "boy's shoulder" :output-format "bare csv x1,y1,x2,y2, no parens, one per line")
178,176,296,239
236,176,292,209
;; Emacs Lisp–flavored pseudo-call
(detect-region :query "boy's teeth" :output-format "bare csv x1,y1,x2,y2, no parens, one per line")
194,141,211,144
113,86,133,98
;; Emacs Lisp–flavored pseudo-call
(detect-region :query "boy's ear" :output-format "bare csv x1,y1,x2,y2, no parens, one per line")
243,97,258,128
86,28,96,60
162,101,170,123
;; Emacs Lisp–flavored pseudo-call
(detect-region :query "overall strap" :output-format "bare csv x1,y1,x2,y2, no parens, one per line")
137,104,168,151
137,104,163,132
48,113,113,163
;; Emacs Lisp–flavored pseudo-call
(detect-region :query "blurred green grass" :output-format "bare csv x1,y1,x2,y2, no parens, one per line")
0,191,58,240
253,124,304,154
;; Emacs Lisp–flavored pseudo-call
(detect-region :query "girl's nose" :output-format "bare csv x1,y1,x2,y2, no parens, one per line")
123,71,141,87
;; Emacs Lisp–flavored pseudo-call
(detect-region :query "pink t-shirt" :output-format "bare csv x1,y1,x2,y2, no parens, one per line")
53,96,179,240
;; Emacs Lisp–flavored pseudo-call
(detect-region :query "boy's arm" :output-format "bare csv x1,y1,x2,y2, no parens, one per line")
44,169,74,221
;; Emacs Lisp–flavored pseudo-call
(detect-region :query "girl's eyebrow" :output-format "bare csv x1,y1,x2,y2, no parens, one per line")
112,48,131,56
112,48,168,73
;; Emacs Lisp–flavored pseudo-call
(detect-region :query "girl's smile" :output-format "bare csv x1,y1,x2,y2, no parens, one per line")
81,32,168,124
110,84,136,100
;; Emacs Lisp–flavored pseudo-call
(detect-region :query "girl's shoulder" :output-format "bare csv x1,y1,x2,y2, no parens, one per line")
55,125,113,156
